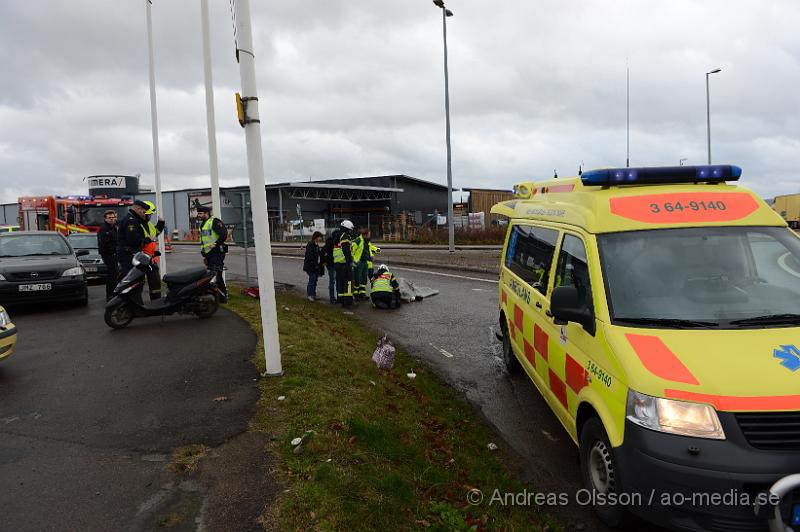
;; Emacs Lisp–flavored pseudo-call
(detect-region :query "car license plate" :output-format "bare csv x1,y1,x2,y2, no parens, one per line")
19,283,52,292
84,266,98,272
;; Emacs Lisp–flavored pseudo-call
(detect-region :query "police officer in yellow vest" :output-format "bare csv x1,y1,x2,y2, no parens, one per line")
332,219,355,307
197,204,228,302
370,264,401,309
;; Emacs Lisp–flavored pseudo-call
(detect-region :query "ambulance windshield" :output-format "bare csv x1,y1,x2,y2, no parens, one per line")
598,226,800,328
79,205,128,227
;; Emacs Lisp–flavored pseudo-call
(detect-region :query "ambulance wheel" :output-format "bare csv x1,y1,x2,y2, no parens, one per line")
104,304,134,329
500,318,520,373
579,417,627,526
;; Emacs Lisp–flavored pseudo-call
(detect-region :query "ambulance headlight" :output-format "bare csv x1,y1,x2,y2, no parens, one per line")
0,308,10,327
626,390,725,440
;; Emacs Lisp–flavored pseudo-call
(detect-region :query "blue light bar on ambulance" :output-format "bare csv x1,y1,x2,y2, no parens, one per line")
580,165,742,186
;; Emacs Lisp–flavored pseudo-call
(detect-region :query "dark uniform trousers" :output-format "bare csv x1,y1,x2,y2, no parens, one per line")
146,264,161,300
206,251,227,296
101,254,119,300
334,263,354,307
371,291,400,309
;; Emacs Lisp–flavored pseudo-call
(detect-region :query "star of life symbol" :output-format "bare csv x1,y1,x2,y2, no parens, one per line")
773,344,800,372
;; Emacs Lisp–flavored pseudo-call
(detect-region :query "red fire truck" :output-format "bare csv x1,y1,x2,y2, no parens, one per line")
18,196,132,234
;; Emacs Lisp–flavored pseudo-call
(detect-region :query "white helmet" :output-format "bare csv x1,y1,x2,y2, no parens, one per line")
340,220,354,230
377,264,388,272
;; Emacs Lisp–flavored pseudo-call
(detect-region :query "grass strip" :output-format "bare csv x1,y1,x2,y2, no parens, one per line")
228,289,555,531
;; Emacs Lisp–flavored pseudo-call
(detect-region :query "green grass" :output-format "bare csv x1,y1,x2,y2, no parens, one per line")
228,289,555,531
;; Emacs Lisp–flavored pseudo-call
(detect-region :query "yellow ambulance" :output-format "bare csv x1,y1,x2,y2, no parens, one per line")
492,165,800,531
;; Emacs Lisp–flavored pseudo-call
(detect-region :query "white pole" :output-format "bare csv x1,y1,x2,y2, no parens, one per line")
145,0,166,274
234,0,282,375
706,73,712,165
626,60,630,168
441,7,455,253
200,0,221,215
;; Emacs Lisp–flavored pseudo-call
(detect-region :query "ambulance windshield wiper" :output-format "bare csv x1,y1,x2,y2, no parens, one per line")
615,317,719,328
729,313,800,326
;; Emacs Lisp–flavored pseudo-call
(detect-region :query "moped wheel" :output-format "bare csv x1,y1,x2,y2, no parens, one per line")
195,294,219,319
104,304,134,329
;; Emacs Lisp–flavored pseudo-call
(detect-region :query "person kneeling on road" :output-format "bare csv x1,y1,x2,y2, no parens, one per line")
197,204,228,303
370,264,401,309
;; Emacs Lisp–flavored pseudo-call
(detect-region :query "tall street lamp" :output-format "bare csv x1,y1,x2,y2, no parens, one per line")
706,68,721,164
433,0,455,253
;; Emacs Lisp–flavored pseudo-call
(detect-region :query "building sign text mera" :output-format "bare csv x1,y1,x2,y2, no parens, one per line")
88,176,125,188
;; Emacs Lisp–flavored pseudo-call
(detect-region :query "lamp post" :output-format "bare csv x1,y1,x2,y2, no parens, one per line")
706,68,721,164
433,0,455,253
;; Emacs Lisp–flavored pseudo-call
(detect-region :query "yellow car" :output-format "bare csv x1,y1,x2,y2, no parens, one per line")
0,305,17,361
493,165,800,531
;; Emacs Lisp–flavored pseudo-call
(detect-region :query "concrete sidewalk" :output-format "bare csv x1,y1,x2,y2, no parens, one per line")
0,286,265,531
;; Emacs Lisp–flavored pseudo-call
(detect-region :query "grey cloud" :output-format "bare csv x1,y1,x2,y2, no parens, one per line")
1,0,799,204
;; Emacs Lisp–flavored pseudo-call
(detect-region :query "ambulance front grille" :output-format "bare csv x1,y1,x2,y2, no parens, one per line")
734,412,800,450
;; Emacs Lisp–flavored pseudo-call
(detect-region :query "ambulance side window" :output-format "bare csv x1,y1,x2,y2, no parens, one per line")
555,234,593,312
505,224,559,294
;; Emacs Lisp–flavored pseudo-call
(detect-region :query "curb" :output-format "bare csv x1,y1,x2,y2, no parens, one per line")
270,253,499,276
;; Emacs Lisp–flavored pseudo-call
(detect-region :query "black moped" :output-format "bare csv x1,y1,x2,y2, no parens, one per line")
104,252,220,329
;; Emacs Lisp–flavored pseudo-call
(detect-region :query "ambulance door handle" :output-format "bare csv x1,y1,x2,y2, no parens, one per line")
535,302,542,309
545,309,553,318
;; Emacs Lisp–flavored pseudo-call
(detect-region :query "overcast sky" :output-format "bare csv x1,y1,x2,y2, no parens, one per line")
1,0,798,204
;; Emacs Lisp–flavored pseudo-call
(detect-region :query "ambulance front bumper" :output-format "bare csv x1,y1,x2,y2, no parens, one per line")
616,416,800,531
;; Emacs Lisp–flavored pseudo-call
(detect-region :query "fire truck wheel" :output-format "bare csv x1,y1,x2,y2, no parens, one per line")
104,305,134,329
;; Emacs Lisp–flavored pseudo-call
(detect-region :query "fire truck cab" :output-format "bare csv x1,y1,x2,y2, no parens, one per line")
18,196,132,234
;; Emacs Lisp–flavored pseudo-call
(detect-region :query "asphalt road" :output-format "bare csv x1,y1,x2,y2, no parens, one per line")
0,285,259,532
169,248,612,531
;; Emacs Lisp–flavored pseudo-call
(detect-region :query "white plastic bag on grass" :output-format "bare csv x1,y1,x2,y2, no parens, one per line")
372,335,395,370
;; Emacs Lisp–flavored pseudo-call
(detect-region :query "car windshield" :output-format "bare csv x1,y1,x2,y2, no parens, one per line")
79,205,128,227
0,234,72,257
68,234,98,250
598,226,800,328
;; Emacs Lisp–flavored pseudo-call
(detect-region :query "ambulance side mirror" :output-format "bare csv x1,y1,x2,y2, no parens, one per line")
550,286,596,335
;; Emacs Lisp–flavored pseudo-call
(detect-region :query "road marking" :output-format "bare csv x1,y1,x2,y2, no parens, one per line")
778,252,800,279
471,288,485,291
541,430,558,442
391,265,498,284
429,343,454,358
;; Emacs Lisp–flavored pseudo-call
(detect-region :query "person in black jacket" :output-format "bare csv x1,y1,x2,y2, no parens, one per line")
97,210,119,301
303,231,324,301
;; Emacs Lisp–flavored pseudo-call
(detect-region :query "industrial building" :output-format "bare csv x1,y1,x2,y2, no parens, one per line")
0,174,451,242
